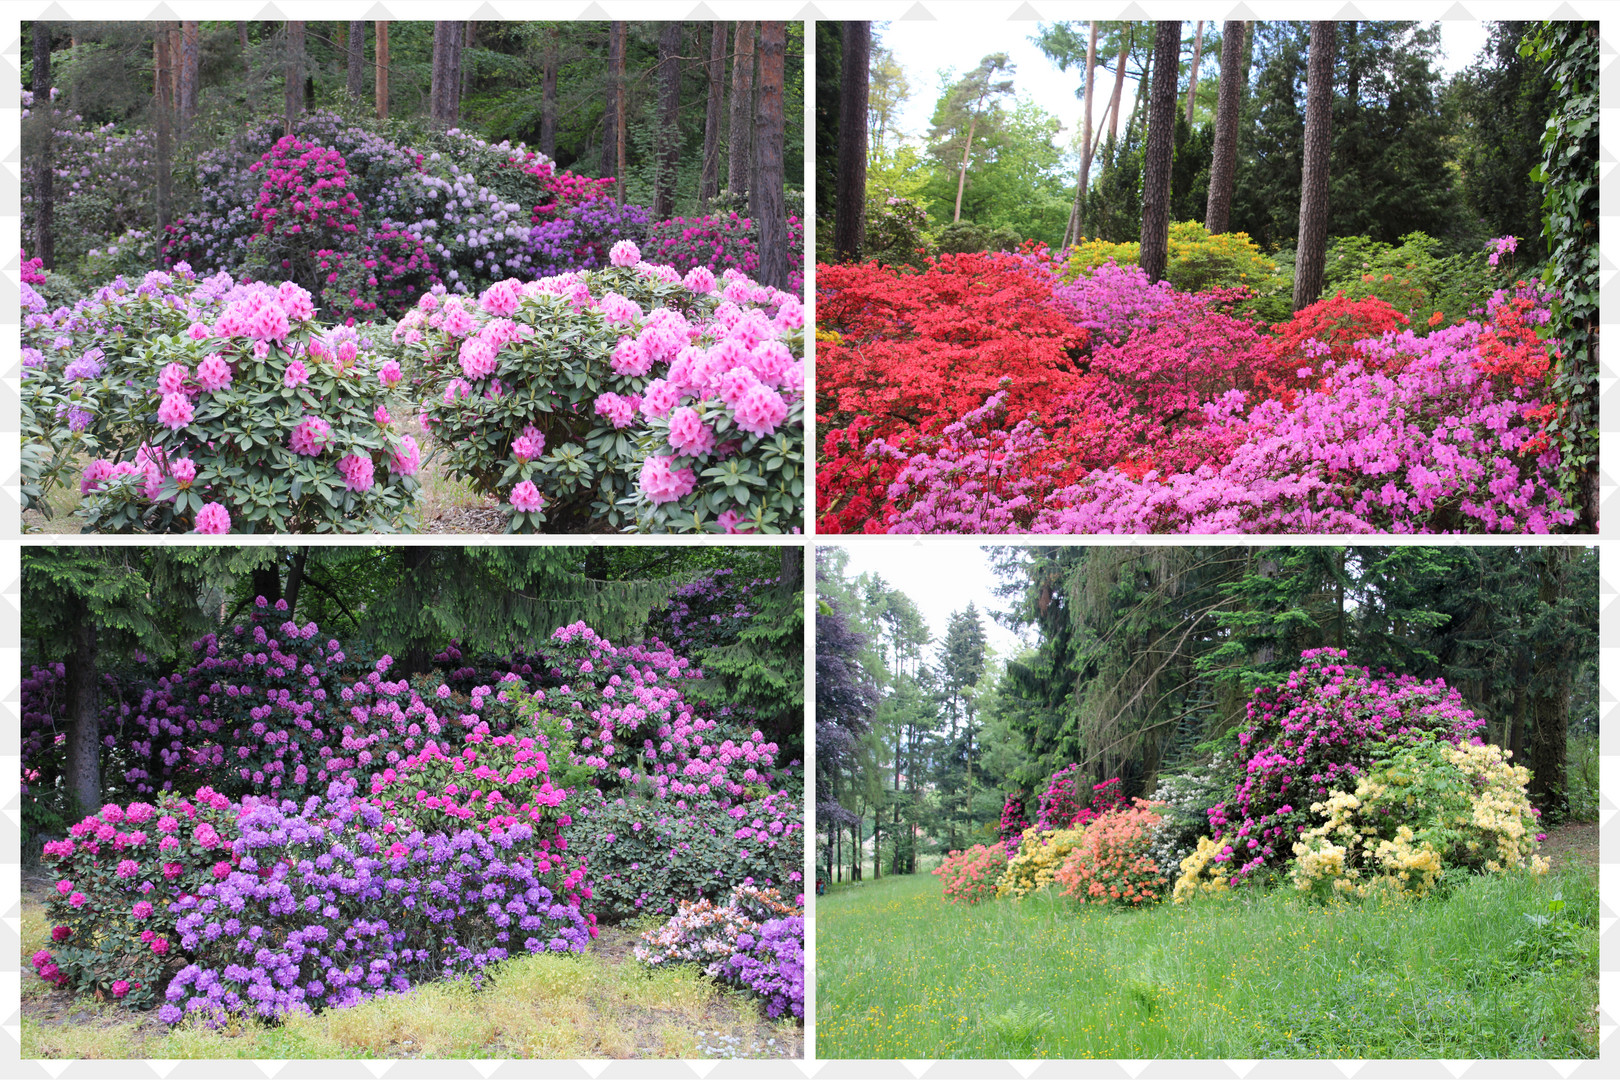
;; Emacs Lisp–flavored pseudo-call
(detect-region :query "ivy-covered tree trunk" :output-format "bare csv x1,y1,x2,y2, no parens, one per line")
1292,21,1335,310
1529,547,1572,819
833,22,870,262
345,21,366,101
1138,21,1180,283
729,22,755,197
754,21,789,290
700,22,726,204
653,21,683,220
1524,21,1599,531
1205,20,1246,234
30,21,53,269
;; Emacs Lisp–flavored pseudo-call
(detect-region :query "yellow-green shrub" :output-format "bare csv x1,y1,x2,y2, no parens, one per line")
996,827,1086,900
1061,222,1283,298
1289,739,1549,901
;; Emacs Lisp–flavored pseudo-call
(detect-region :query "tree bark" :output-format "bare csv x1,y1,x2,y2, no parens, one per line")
754,22,789,290
653,21,684,220
1139,21,1180,283
375,22,389,120
431,21,457,128
1205,21,1246,233
540,26,559,158
1185,21,1205,124
1529,548,1572,818
346,21,366,102
284,21,306,136
460,21,475,109
63,597,101,816
700,22,727,204
729,22,755,197
30,21,53,270
1292,21,1335,311
179,22,200,133
1062,22,1099,249
834,22,870,262
1107,25,1132,148
154,24,174,234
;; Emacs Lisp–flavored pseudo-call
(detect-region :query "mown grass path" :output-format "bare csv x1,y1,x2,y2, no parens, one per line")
816,826,1598,1059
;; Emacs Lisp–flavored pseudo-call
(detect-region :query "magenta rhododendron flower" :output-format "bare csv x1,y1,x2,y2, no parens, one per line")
509,480,544,514
611,336,652,376
512,433,545,462
378,360,403,387
193,502,231,534
289,416,332,456
389,435,421,476
459,336,498,378
732,383,789,437
170,457,197,487
683,265,716,293
593,392,636,430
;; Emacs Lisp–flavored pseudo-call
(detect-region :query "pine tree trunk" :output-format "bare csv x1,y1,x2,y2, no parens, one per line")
346,21,366,101
833,22,870,262
1185,21,1205,124
754,22,789,290
63,598,101,817
602,23,621,177
284,21,305,136
460,22,475,110
154,24,174,234
700,22,727,204
1139,21,1180,283
1292,21,1335,311
30,22,54,270
540,27,559,158
374,22,389,120
1062,22,1099,249
1107,25,1131,147
653,22,683,220
1205,21,1246,233
730,22,755,198
179,22,200,133
431,21,455,127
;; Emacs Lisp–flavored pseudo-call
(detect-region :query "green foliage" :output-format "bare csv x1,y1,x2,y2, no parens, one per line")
1320,231,1501,329
862,194,933,269
1522,21,1599,524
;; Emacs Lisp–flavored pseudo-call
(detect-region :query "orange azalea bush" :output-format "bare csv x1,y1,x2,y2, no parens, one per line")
1053,799,1170,907
932,843,1009,905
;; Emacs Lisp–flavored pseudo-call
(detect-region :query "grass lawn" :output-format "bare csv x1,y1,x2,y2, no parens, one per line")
816,852,1597,1059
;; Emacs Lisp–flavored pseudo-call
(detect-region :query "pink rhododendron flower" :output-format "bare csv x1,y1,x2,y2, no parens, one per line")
459,336,498,378
732,383,789,437
157,392,194,431
159,362,190,395
611,336,652,376
196,354,233,393
289,416,332,456
510,480,545,514
378,360,403,387
170,458,197,487
375,404,392,425
193,502,230,534
683,265,716,293
593,392,636,430
666,407,716,455
284,360,310,388
638,456,697,504
80,458,115,495
609,239,641,267
389,435,421,476
338,453,375,492
512,433,545,462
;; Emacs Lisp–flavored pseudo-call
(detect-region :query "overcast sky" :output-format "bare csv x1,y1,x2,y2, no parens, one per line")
826,540,1035,665
882,20,1493,152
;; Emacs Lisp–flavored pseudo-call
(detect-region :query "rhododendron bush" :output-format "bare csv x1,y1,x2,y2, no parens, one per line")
818,242,1575,534
387,250,805,532
27,609,804,1022
22,264,419,533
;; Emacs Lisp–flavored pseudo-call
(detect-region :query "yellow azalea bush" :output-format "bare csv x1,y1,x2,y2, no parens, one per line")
1171,835,1233,903
1289,738,1548,901
996,827,1087,900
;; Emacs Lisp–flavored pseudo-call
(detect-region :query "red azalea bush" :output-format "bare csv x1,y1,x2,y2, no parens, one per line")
1053,800,1169,906
818,245,1570,535
932,843,1009,904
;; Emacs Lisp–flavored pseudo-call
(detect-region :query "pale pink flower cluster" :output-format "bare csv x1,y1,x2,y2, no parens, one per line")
609,240,641,267
195,354,233,393
638,456,697,504
212,281,312,342
157,392,194,431
388,435,421,476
